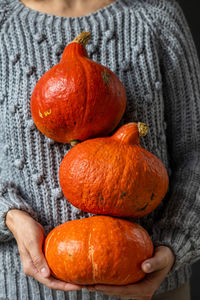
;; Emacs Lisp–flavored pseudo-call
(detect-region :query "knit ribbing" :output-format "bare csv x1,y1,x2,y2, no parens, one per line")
0,0,200,298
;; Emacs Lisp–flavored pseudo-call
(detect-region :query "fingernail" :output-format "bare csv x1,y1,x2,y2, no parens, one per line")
40,267,48,276
144,262,151,272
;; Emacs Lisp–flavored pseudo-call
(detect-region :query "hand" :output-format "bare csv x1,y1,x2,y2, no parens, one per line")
86,246,175,300
6,209,83,291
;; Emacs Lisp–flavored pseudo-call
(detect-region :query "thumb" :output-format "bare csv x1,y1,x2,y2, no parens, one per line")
29,246,50,278
141,246,169,273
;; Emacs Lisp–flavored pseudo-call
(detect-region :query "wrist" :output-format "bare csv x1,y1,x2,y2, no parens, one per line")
5,209,30,233
160,246,175,271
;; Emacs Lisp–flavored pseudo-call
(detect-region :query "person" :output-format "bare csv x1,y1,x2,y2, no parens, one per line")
0,0,199,299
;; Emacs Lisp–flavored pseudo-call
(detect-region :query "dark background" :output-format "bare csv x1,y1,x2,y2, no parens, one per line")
177,0,200,54
173,1,199,299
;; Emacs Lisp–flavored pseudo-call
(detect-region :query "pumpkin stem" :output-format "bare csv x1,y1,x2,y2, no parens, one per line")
72,32,91,46
70,140,81,146
138,122,148,137
112,122,148,145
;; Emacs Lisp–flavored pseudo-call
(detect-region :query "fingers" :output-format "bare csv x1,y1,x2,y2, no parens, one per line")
19,246,38,277
19,245,82,291
88,247,175,300
29,244,50,277
20,222,50,278
34,274,83,291
19,245,47,278
12,214,83,291
142,246,175,273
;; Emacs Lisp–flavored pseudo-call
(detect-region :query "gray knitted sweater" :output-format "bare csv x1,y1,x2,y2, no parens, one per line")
0,0,200,299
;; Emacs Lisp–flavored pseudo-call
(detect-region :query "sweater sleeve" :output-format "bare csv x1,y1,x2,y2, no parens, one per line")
150,0,200,272
0,1,38,242
0,140,38,242
0,181,38,242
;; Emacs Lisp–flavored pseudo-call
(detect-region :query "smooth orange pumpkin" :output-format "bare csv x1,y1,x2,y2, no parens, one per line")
44,215,153,285
31,32,126,144
59,122,169,218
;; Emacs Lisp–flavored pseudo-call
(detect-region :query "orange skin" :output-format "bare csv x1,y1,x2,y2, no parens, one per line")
59,123,169,218
30,33,126,143
44,215,153,285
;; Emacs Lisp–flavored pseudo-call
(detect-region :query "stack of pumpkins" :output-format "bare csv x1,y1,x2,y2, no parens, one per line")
31,32,169,286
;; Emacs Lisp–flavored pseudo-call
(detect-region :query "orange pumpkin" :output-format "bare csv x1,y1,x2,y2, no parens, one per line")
59,122,169,218
31,32,126,144
44,215,153,285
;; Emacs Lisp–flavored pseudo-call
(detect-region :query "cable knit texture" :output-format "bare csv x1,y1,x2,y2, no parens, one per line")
0,0,200,298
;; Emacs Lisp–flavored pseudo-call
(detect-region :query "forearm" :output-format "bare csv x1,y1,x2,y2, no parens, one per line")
151,159,200,272
149,0,200,273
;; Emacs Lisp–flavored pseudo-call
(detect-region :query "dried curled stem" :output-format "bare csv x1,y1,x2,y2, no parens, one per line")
138,122,148,137
72,32,91,46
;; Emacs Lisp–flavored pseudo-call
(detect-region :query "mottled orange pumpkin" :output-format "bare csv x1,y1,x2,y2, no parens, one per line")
44,215,153,285
59,123,169,218
31,32,126,144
